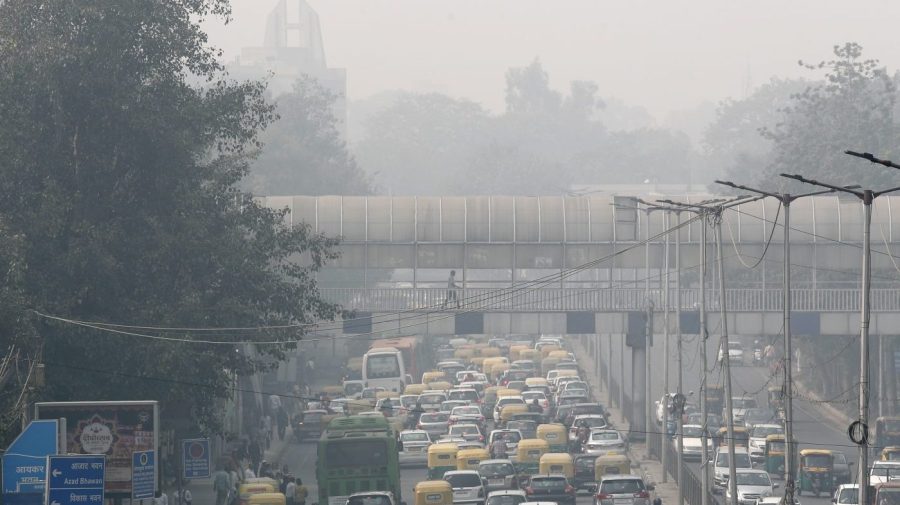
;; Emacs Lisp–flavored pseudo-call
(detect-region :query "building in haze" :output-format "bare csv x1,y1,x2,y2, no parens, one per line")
229,0,347,137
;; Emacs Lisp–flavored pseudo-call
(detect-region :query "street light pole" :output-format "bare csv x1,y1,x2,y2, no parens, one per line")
675,210,684,505
699,210,710,505
662,211,671,481
782,161,900,505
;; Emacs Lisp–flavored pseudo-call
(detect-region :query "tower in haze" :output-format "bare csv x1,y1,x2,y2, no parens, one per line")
229,0,347,137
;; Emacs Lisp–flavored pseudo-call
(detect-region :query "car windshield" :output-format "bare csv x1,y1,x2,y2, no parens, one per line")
804,454,832,467
838,489,858,504
576,417,607,428
574,405,603,415
479,462,515,476
420,394,446,404
449,390,478,401
870,465,900,477
453,407,481,416
402,432,429,442
752,426,782,437
446,473,482,488
736,473,771,486
451,425,480,435
717,453,751,467
531,478,566,489
494,432,522,443
421,413,449,423
683,426,705,438
600,479,645,494
348,496,392,505
591,432,620,441
486,495,525,505
522,392,545,400
508,421,536,431
566,382,588,390
877,490,900,505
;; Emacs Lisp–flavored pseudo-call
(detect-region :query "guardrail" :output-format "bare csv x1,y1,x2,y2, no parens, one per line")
318,287,899,312
663,440,715,505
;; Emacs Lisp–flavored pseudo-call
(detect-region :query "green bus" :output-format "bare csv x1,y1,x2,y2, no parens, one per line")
317,415,401,505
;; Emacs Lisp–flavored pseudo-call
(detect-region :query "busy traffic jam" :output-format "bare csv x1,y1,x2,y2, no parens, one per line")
269,335,900,505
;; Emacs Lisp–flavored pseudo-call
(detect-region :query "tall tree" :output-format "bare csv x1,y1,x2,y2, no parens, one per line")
0,0,341,436
247,77,371,196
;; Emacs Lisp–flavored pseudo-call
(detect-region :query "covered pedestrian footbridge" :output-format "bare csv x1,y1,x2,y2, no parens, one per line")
259,194,900,336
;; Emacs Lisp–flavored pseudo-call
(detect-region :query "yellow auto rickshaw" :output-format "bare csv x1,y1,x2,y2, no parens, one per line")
454,348,475,360
428,443,459,479
595,454,630,479
478,347,501,358
525,377,549,389
537,423,569,452
246,494,285,505
509,345,529,362
540,345,562,358
716,426,749,447
548,350,570,360
482,357,507,375
798,449,834,497
414,480,453,505
375,390,395,400
469,357,486,369
882,446,900,461
516,439,550,475
497,388,520,399
405,383,427,395
520,349,539,362
427,381,453,392
765,434,787,474
457,448,490,470
490,363,511,382
239,478,278,505
539,453,574,479
541,357,561,376
422,371,446,385
483,386,500,414
499,404,529,427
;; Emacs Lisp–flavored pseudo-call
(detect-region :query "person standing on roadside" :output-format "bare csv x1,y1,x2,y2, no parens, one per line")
285,476,297,505
213,467,231,505
442,270,460,309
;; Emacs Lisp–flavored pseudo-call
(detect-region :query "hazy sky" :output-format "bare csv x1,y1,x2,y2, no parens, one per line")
204,0,900,120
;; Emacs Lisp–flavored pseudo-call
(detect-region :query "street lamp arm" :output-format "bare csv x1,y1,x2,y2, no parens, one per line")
846,150,900,170
780,173,865,198
875,185,900,198
715,180,781,200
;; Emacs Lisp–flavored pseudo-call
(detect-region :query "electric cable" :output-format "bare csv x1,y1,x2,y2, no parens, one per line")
725,201,782,269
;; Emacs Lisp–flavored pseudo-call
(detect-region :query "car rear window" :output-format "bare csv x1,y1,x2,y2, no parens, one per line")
486,496,525,505
446,473,482,487
479,462,515,476
421,394,446,403
421,413,449,423
591,432,620,441
531,477,567,488
600,479,645,494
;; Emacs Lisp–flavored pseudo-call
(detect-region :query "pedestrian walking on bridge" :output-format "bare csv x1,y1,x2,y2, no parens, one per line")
442,270,460,309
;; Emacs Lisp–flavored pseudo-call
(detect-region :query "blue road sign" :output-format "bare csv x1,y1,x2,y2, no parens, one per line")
2,420,59,505
45,455,104,505
181,439,210,479
131,451,155,500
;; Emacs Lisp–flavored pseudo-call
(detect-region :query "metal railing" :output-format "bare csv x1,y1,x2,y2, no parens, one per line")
663,439,715,505
318,287,898,312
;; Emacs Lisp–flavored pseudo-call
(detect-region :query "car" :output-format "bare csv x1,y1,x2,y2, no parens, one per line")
512,360,536,372
729,397,759,425
449,389,482,404
554,376,582,393
719,342,745,364
485,490,527,505
756,498,799,505
494,396,525,423
507,420,538,440
400,394,420,411
562,381,589,394
724,469,776,505
595,475,652,505
521,502,559,505
556,392,589,408
488,429,523,456
524,475,576,505
521,391,550,412
583,429,627,456
478,459,520,493
567,404,606,425
419,391,449,412
452,405,487,426
374,397,405,416
398,429,431,466
869,461,900,484
687,412,723,431
569,415,609,442
444,470,487,505
713,447,753,491
743,409,779,430
748,424,783,462
443,400,470,413
346,491,398,505
655,394,676,424
458,371,489,384
832,484,858,505
501,370,533,386
679,424,713,461
449,423,486,444
459,382,487,397
418,411,451,437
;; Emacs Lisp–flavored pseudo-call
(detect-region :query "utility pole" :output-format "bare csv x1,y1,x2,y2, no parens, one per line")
715,181,841,503
699,210,710,505
662,211,671,481
785,151,900,505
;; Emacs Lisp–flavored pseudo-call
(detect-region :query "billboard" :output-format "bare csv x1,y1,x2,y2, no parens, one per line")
34,401,158,498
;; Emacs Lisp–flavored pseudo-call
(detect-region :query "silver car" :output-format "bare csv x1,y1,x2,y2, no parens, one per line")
444,470,486,505
596,475,652,505
724,469,776,505
583,429,626,456
399,430,431,467
418,412,451,438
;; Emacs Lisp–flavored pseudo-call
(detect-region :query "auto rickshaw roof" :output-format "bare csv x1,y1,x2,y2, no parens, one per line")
414,480,453,492
540,453,574,463
800,449,833,456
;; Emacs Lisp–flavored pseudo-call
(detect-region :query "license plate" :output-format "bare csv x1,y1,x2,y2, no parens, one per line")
614,499,633,505
408,446,422,452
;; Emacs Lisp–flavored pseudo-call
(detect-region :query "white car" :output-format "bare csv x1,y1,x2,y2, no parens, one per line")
678,424,713,461
832,484,857,505
583,429,627,456
719,342,745,364
869,461,900,484
568,415,609,442
748,424,783,462
444,470,486,505
521,391,549,412
493,396,525,423
724,469,776,505
713,447,753,491
729,397,758,425
398,430,431,466
484,489,527,505
487,429,523,457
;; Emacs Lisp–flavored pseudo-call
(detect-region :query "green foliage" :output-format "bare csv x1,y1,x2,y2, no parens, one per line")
247,77,372,195
0,0,341,437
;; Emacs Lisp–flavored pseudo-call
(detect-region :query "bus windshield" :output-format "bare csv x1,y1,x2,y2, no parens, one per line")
325,440,389,467
366,354,401,379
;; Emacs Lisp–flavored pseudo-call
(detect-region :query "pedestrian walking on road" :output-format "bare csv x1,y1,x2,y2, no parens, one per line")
277,405,289,440
213,467,231,505
442,270,460,309
285,476,297,505
295,478,308,505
